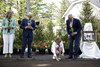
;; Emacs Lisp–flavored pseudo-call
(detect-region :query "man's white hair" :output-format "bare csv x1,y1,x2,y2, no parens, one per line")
68,14,73,17
27,12,32,16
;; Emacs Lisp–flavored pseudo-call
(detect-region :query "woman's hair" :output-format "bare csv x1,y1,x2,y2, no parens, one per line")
55,37,62,42
6,10,13,18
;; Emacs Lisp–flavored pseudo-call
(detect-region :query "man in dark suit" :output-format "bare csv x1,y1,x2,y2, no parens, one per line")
66,14,82,59
20,12,36,58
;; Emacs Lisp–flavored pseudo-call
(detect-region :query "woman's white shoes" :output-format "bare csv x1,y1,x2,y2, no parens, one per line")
53,56,55,59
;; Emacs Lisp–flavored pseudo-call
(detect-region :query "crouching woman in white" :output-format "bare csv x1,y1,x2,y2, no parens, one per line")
1,10,16,58
51,37,65,61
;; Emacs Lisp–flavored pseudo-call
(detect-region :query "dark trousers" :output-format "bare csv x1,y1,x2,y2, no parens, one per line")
69,35,80,57
20,35,33,56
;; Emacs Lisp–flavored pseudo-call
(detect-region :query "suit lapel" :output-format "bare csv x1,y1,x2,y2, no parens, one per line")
72,18,75,27
6,18,8,26
68,20,70,27
25,18,28,26
10,18,13,26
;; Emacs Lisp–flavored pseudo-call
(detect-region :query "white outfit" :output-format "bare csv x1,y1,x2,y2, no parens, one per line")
3,33,15,54
51,41,65,56
79,23,100,59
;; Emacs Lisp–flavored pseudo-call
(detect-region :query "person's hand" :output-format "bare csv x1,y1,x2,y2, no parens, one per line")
55,56,59,61
7,26,11,29
25,26,33,29
25,26,30,29
56,58,59,61
72,32,77,36
5,27,7,29
25,26,28,29
62,53,64,57
6,26,13,29
68,35,70,39
29,26,33,29
10,26,13,29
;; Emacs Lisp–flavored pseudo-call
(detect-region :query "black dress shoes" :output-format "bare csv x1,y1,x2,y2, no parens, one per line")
65,56,73,59
28,56,32,58
20,55,24,58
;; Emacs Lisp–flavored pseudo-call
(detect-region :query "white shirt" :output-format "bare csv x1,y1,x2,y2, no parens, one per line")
51,41,65,56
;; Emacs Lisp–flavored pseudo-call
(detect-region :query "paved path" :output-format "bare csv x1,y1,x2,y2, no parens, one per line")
0,55,100,67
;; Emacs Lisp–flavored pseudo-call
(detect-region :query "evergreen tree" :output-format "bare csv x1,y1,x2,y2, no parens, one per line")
14,0,27,45
0,0,8,20
79,0,97,30
7,0,15,10
33,3,56,44
96,20,100,47
29,0,46,44
57,0,68,44
80,0,100,47
30,0,45,20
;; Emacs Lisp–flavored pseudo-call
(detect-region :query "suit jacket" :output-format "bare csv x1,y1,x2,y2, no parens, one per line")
20,18,36,37
66,18,82,36
2,17,16,34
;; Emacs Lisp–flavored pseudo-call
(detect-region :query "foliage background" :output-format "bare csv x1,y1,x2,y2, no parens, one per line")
0,0,100,49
